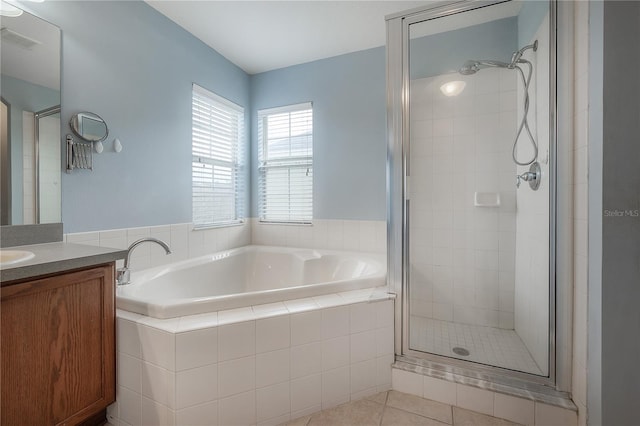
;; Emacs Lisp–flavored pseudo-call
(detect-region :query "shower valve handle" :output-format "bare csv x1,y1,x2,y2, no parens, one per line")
516,162,541,190
516,172,535,187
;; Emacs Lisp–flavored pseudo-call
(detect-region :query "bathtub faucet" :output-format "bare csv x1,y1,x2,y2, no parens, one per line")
116,237,172,286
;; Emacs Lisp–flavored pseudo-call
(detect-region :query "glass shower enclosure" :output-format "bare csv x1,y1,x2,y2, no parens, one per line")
387,0,556,382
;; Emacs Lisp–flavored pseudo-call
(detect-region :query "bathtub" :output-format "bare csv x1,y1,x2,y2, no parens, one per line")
116,245,386,319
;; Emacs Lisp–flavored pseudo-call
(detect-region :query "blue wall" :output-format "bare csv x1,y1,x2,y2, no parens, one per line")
1,75,60,223
25,0,250,233
250,47,387,221
517,1,549,47
248,17,519,221
17,1,543,231
410,17,517,79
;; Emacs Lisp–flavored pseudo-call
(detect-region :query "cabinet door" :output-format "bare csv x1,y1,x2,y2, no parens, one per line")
1,265,115,426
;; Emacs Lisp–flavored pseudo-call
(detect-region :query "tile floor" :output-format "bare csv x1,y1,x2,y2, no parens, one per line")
284,390,521,426
409,317,542,375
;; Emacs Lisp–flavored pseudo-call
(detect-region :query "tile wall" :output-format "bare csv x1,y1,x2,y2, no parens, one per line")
572,1,589,424
64,219,386,274
65,223,252,271
108,297,394,426
392,368,578,426
514,13,551,375
408,70,518,329
250,219,386,253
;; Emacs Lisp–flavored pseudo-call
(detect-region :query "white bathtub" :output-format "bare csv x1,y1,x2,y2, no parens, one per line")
116,245,386,319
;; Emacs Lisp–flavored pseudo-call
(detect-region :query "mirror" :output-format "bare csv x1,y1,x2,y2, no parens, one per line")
1,6,61,225
70,112,108,142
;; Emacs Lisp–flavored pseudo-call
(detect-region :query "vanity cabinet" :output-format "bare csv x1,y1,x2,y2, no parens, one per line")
1,264,115,426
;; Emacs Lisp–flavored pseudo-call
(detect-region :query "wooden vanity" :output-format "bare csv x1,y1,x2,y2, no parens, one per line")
1,243,126,426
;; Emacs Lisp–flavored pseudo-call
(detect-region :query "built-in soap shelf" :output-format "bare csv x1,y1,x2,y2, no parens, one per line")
474,192,500,207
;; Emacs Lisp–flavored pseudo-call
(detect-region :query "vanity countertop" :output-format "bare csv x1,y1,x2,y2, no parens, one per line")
0,242,127,285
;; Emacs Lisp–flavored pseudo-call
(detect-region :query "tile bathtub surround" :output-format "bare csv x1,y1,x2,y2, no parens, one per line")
392,368,577,426
65,222,251,271
108,295,394,426
250,218,386,253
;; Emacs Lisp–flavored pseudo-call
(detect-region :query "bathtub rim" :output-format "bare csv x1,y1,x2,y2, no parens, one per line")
116,245,387,319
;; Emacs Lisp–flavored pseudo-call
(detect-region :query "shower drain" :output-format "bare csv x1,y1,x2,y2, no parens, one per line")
452,347,470,356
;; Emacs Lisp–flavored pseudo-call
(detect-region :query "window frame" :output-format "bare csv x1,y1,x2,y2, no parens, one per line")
257,102,313,225
191,83,245,229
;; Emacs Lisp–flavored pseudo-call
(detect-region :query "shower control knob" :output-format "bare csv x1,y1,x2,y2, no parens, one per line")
516,162,541,190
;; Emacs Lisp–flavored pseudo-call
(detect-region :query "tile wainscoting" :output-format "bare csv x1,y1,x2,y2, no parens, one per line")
250,219,386,253
65,222,252,271
64,219,386,273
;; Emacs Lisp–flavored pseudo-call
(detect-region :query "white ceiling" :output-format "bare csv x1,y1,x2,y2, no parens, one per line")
145,1,429,75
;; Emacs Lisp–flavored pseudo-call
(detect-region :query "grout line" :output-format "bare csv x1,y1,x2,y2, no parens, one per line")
303,413,312,426
378,392,389,426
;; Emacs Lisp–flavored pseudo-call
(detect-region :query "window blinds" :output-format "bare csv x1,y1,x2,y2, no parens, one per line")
258,103,313,224
192,84,244,227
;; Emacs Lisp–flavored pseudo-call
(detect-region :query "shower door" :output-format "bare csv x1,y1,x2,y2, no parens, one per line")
396,0,554,379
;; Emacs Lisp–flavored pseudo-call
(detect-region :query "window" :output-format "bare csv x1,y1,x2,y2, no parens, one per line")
192,84,244,227
258,103,313,224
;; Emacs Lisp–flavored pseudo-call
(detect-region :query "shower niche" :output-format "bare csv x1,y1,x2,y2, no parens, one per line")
388,0,555,380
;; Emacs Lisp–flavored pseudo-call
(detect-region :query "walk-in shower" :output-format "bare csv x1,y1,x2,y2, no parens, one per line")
387,0,560,391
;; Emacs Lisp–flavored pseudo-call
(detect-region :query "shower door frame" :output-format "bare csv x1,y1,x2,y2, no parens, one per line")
34,105,61,223
387,0,559,388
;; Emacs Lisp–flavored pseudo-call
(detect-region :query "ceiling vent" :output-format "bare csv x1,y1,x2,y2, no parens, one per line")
0,27,41,50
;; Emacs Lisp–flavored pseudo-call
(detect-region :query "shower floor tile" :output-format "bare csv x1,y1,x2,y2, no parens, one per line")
409,316,543,375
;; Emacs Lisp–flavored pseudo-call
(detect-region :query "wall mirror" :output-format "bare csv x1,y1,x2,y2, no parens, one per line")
1,5,61,225
70,112,108,142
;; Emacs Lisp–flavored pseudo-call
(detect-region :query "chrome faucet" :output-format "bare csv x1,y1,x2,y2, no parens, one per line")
116,237,171,286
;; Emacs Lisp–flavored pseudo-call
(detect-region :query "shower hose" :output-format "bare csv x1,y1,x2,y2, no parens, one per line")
512,59,538,166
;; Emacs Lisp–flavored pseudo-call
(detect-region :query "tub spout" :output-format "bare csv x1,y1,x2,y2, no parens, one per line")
116,237,171,286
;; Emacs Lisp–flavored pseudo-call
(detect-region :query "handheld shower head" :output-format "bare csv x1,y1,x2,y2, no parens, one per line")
458,59,511,75
511,40,538,65
459,60,479,75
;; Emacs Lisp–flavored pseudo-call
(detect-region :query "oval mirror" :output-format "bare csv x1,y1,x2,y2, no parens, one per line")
69,112,108,142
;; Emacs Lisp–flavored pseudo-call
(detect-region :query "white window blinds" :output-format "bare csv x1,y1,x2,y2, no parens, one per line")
258,102,313,224
192,84,244,227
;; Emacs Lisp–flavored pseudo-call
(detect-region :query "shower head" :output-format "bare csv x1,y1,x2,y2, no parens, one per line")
459,60,480,75
511,40,538,65
460,40,538,76
458,59,511,75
